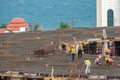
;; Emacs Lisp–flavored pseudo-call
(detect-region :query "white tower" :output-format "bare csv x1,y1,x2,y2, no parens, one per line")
96,0,120,27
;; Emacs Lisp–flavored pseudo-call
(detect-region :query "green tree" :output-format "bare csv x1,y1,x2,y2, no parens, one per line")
60,22,70,29
1,24,7,28
33,23,42,31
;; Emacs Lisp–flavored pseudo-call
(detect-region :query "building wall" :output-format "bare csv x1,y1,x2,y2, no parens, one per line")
96,0,102,27
97,0,120,27
20,27,27,32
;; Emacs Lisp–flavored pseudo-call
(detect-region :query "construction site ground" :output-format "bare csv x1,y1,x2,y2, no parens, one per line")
0,27,120,79
0,53,120,76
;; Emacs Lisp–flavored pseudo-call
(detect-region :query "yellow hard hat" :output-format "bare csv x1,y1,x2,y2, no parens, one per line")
105,57,108,61
105,48,110,53
72,45,75,48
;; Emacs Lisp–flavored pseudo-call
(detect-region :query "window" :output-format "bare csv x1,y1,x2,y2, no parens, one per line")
107,9,114,26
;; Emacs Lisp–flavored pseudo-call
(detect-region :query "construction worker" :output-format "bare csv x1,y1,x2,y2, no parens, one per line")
94,57,101,66
78,41,83,59
105,57,114,66
66,46,71,63
78,47,82,59
84,59,91,74
108,57,114,66
76,43,79,54
70,45,76,61
105,57,109,65
79,41,83,50
105,48,111,56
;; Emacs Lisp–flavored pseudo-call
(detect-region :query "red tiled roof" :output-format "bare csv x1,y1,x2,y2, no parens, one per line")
7,28,20,31
7,23,29,28
7,18,29,28
9,18,27,23
0,28,6,34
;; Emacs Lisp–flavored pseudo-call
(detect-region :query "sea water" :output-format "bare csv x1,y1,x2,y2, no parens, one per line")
0,0,96,30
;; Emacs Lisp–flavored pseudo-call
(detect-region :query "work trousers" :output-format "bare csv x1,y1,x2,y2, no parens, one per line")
66,54,71,62
72,54,75,61
85,65,90,74
78,51,82,58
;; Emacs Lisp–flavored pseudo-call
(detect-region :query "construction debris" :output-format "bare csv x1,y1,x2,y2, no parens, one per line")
34,48,54,57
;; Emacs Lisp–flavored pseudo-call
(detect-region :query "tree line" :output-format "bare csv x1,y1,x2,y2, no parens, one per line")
0,22,71,31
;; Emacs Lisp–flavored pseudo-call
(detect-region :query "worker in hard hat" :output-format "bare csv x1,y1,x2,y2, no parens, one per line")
105,56,109,65
105,48,111,55
79,41,83,50
105,57,114,66
70,45,76,61
108,57,114,66
94,57,101,66
78,47,82,59
66,46,71,63
84,59,91,74
78,41,83,59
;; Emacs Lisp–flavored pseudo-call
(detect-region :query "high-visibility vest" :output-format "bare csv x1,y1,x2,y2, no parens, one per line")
71,48,76,54
84,60,91,66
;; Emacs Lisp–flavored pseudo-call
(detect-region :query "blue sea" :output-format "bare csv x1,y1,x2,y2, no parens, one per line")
0,0,96,30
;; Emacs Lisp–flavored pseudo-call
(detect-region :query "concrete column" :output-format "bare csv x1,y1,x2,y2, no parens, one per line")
102,29,108,56
96,0,102,27
114,0,120,26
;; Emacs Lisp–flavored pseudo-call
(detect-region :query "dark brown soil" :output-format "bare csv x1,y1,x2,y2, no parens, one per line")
0,27,120,77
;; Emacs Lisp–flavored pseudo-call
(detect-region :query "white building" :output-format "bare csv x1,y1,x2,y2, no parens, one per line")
7,18,29,33
96,0,120,27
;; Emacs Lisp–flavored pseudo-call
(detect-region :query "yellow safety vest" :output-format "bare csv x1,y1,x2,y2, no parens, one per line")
84,60,91,66
71,48,76,54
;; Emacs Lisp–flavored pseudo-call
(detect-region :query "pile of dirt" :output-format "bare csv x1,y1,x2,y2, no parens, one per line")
34,48,55,57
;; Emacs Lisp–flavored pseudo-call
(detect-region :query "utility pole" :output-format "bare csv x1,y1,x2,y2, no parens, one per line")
102,29,108,56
